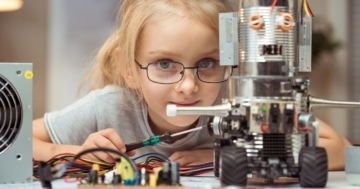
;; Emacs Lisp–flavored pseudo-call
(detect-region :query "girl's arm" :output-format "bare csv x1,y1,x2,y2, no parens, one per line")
33,118,135,162
33,118,82,161
317,118,352,171
169,149,213,166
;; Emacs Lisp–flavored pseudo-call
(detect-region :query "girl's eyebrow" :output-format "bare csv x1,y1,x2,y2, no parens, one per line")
148,48,219,56
148,50,179,56
203,48,220,56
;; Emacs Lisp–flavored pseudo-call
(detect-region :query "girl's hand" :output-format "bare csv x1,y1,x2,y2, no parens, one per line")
78,128,136,163
169,149,213,166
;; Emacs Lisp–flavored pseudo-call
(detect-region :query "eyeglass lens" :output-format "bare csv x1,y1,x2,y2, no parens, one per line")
146,60,231,84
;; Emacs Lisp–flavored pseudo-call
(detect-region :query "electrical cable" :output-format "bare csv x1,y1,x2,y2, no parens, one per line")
270,0,278,14
132,152,170,162
145,156,165,166
189,162,213,170
301,0,304,24
61,147,139,185
303,0,314,17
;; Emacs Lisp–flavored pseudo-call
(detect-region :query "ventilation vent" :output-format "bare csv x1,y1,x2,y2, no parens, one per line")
0,75,22,154
262,133,292,158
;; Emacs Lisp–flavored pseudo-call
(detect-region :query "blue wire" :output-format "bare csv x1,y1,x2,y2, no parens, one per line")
132,152,170,162
59,162,74,176
135,171,139,185
189,162,213,170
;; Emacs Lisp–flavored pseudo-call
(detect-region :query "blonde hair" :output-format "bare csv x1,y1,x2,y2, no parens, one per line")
81,0,236,102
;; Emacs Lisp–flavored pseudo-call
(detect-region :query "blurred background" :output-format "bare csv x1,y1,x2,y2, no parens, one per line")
0,0,359,143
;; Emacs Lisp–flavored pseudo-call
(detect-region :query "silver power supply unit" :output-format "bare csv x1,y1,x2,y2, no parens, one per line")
0,63,33,183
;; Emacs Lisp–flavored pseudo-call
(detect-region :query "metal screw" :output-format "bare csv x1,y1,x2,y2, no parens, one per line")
16,70,22,75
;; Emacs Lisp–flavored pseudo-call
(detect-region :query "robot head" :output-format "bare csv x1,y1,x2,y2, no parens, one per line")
239,0,297,68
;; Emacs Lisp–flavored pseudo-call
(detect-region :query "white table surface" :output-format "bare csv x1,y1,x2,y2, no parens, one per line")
0,171,358,189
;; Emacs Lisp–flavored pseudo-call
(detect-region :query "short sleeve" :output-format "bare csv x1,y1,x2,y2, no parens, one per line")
44,91,98,145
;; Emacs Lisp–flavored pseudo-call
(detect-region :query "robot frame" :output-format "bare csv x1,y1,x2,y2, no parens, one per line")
167,0,360,187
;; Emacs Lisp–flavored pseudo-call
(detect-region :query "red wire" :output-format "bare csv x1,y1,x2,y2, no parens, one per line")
48,153,76,160
64,175,83,183
270,0,278,14
305,0,314,17
136,161,214,176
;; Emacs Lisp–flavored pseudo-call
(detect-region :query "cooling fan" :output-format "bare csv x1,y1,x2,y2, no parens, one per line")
0,63,32,183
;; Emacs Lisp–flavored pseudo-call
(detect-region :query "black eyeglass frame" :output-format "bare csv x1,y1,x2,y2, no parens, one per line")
135,59,238,84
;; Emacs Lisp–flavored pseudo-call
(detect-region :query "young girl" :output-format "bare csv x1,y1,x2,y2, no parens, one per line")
33,0,350,170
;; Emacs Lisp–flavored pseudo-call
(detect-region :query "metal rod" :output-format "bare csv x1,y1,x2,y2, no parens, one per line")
309,96,360,111
170,125,206,137
166,103,232,117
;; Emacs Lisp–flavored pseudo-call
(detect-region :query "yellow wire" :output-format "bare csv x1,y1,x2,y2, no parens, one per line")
303,0,312,17
52,157,113,167
80,158,114,166
67,170,109,178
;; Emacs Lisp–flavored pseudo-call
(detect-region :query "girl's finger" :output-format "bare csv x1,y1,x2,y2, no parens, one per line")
93,137,122,161
126,150,136,157
174,156,196,166
80,143,112,162
91,144,117,163
169,151,189,161
100,128,126,152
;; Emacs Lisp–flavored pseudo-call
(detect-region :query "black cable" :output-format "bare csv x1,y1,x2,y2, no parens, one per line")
301,0,304,25
76,158,114,169
34,155,115,179
145,159,159,166
147,157,164,164
144,156,165,166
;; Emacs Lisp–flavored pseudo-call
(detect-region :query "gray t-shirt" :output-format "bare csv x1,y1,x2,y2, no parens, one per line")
44,85,217,158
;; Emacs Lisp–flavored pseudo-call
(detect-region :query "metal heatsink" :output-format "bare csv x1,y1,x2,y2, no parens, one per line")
0,63,32,183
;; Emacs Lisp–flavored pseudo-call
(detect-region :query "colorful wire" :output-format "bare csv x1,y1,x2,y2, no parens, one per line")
132,152,170,162
34,150,214,184
270,0,278,14
303,0,314,17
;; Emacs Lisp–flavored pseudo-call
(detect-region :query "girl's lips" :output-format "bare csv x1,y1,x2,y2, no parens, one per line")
170,101,199,106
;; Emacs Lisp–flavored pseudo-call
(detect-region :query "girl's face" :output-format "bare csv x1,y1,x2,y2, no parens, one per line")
135,16,222,133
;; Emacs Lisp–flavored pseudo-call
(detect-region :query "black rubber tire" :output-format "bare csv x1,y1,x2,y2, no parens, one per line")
299,147,328,187
213,148,220,177
220,146,247,186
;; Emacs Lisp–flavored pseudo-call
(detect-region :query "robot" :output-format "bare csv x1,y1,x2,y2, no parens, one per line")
167,0,360,187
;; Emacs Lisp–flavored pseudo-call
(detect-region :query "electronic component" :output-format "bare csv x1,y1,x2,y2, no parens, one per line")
37,147,185,189
0,63,33,183
77,159,184,189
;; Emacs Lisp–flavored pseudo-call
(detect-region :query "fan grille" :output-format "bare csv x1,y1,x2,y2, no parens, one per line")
0,75,22,154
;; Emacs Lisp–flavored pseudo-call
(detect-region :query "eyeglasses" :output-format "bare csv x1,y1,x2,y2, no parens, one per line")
135,59,237,84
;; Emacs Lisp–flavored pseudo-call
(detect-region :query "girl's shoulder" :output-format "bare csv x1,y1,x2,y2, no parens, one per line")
88,85,141,108
89,85,131,100
91,85,124,96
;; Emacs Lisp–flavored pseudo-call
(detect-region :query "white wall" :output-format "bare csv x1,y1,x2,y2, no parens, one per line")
0,0,47,119
305,0,349,138
47,0,119,111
